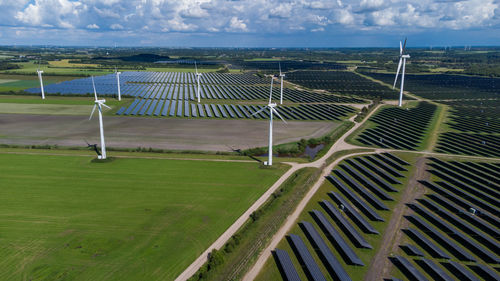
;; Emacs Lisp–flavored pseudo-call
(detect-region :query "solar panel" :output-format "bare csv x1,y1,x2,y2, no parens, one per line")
442,261,480,281
391,255,429,281
469,264,500,281
328,191,378,234
339,164,394,201
403,244,425,257
382,153,410,166
419,198,500,253
273,248,302,281
405,228,451,259
169,100,177,116
355,157,401,185
321,200,372,249
310,210,364,266
154,100,164,116
411,203,499,263
205,104,213,117
334,170,389,211
418,258,454,281
299,221,352,281
287,234,326,281
374,154,407,171
326,175,384,222
365,155,404,177
211,104,221,118
407,215,476,262
428,193,500,238
344,159,397,192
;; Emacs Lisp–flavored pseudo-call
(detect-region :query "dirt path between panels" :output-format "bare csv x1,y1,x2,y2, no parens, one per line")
364,156,429,281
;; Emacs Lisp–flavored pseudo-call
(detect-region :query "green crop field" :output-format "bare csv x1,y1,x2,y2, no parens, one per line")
0,153,286,280
0,74,80,92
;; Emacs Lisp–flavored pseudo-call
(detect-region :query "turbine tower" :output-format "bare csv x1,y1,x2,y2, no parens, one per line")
115,67,121,101
393,38,410,107
195,61,202,103
36,59,45,99
89,76,111,160
279,62,285,104
252,76,287,166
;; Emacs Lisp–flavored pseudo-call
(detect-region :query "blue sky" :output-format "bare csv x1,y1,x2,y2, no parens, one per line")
0,0,499,47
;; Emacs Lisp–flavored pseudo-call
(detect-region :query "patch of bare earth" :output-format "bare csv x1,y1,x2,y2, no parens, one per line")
0,114,337,151
364,156,429,281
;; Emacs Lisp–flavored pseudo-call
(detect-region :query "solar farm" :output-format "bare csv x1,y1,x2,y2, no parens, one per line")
352,101,438,150
286,71,401,100
1,46,500,281
25,71,363,121
256,152,500,281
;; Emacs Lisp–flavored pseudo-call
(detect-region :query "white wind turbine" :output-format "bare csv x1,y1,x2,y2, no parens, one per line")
115,67,121,101
195,61,202,103
89,76,111,160
279,62,285,104
36,59,45,99
393,38,410,107
252,76,287,166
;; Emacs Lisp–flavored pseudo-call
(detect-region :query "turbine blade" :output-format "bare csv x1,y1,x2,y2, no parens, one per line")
400,41,402,55
91,76,98,100
195,61,198,74
272,107,287,124
251,107,267,116
89,104,97,120
402,38,407,54
101,103,111,109
393,58,403,89
279,62,282,75
268,78,274,104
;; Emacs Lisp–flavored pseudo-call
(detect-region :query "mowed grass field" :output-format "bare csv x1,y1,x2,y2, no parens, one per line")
0,153,286,280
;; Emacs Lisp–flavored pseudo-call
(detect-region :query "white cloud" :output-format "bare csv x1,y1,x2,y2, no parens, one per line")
110,23,123,30
0,0,498,38
226,17,248,32
270,3,293,19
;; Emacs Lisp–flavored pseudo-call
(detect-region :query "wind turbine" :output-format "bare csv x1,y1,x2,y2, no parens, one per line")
36,58,45,99
279,62,285,104
252,76,287,166
115,67,121,101
89,76,111,160
195,61,202,103
393,38,410,107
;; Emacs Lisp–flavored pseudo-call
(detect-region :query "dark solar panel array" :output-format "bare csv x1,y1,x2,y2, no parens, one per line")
273,248,302,281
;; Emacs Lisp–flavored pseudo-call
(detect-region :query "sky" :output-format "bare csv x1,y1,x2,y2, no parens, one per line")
0,0,499,48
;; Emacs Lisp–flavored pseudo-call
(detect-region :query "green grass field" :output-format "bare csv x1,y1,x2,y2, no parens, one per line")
0,153,286,280
0,95,124,115
0,74,80,92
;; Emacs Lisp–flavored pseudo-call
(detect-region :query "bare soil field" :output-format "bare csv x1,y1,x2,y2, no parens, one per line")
0,114,338,151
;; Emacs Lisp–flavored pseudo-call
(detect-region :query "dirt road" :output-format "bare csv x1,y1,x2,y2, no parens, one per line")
363,156,428,281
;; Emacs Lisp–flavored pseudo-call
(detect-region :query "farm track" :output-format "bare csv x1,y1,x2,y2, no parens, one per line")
364,156,429,281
